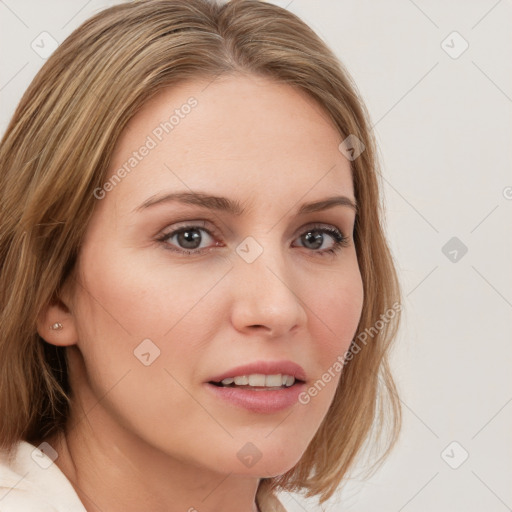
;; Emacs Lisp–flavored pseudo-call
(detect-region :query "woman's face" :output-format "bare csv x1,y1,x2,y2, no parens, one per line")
62,74,364,477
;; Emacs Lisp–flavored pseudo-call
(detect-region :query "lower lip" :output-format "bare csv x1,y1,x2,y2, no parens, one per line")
205,382,306,414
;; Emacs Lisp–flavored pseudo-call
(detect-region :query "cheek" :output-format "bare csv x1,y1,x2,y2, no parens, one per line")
75,240,232,341
70,242,232,414
307,266,364,361
297,266,364,415
69,248,232,456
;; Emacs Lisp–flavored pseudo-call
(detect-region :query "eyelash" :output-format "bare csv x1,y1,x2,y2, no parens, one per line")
156,222,350,257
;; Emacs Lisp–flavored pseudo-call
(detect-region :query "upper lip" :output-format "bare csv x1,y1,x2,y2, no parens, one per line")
208,360,307,383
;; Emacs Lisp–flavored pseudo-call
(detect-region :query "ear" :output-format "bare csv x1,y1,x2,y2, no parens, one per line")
36,293,78,347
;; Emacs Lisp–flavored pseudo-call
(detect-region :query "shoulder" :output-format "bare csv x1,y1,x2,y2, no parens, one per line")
0,440,86,512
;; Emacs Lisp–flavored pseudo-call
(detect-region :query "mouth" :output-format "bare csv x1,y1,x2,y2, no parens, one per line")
208,374,306,391
205,375,307,414
206,360,307,387
204,360,308,413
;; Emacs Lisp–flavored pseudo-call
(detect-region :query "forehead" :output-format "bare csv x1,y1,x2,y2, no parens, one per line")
104,74,354,214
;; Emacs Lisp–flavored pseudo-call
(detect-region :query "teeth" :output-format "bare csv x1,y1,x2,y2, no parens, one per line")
264,374,283,387
220,374,296,388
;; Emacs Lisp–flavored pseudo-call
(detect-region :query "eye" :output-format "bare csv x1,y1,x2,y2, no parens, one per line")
157,223,220,254
156,221,350,256
293,224,350,255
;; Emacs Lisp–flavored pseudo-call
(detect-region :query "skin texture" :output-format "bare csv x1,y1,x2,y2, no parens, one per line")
38,74,364,512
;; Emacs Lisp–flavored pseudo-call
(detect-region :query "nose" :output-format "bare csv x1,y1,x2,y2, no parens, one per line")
229,244,307,338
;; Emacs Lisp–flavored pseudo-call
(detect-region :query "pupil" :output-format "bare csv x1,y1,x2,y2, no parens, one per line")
303,230,323,249
178,229,201,249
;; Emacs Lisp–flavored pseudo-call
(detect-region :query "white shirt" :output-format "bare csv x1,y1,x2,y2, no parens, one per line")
0,440,86,511
0,440,287,512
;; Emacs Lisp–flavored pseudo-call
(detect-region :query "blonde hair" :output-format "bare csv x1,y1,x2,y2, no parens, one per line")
0,0,402,505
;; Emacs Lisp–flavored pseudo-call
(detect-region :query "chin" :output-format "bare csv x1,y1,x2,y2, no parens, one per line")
221,442,306,478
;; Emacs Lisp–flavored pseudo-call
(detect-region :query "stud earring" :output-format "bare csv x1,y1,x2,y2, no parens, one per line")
49,322,63,330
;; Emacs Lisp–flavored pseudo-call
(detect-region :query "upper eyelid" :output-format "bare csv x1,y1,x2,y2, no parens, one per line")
159,220,217,237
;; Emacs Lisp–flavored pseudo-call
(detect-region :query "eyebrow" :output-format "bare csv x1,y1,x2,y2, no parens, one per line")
133,191,358,215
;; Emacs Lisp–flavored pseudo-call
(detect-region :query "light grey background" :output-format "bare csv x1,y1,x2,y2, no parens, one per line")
1,1,511,511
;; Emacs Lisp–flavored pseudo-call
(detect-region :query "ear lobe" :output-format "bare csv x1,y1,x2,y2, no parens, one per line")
36,298,78,347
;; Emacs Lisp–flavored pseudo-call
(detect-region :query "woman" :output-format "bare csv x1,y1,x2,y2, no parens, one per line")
0,1,402,511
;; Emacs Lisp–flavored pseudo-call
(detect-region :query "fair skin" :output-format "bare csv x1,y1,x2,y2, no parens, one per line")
38,74,364,512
